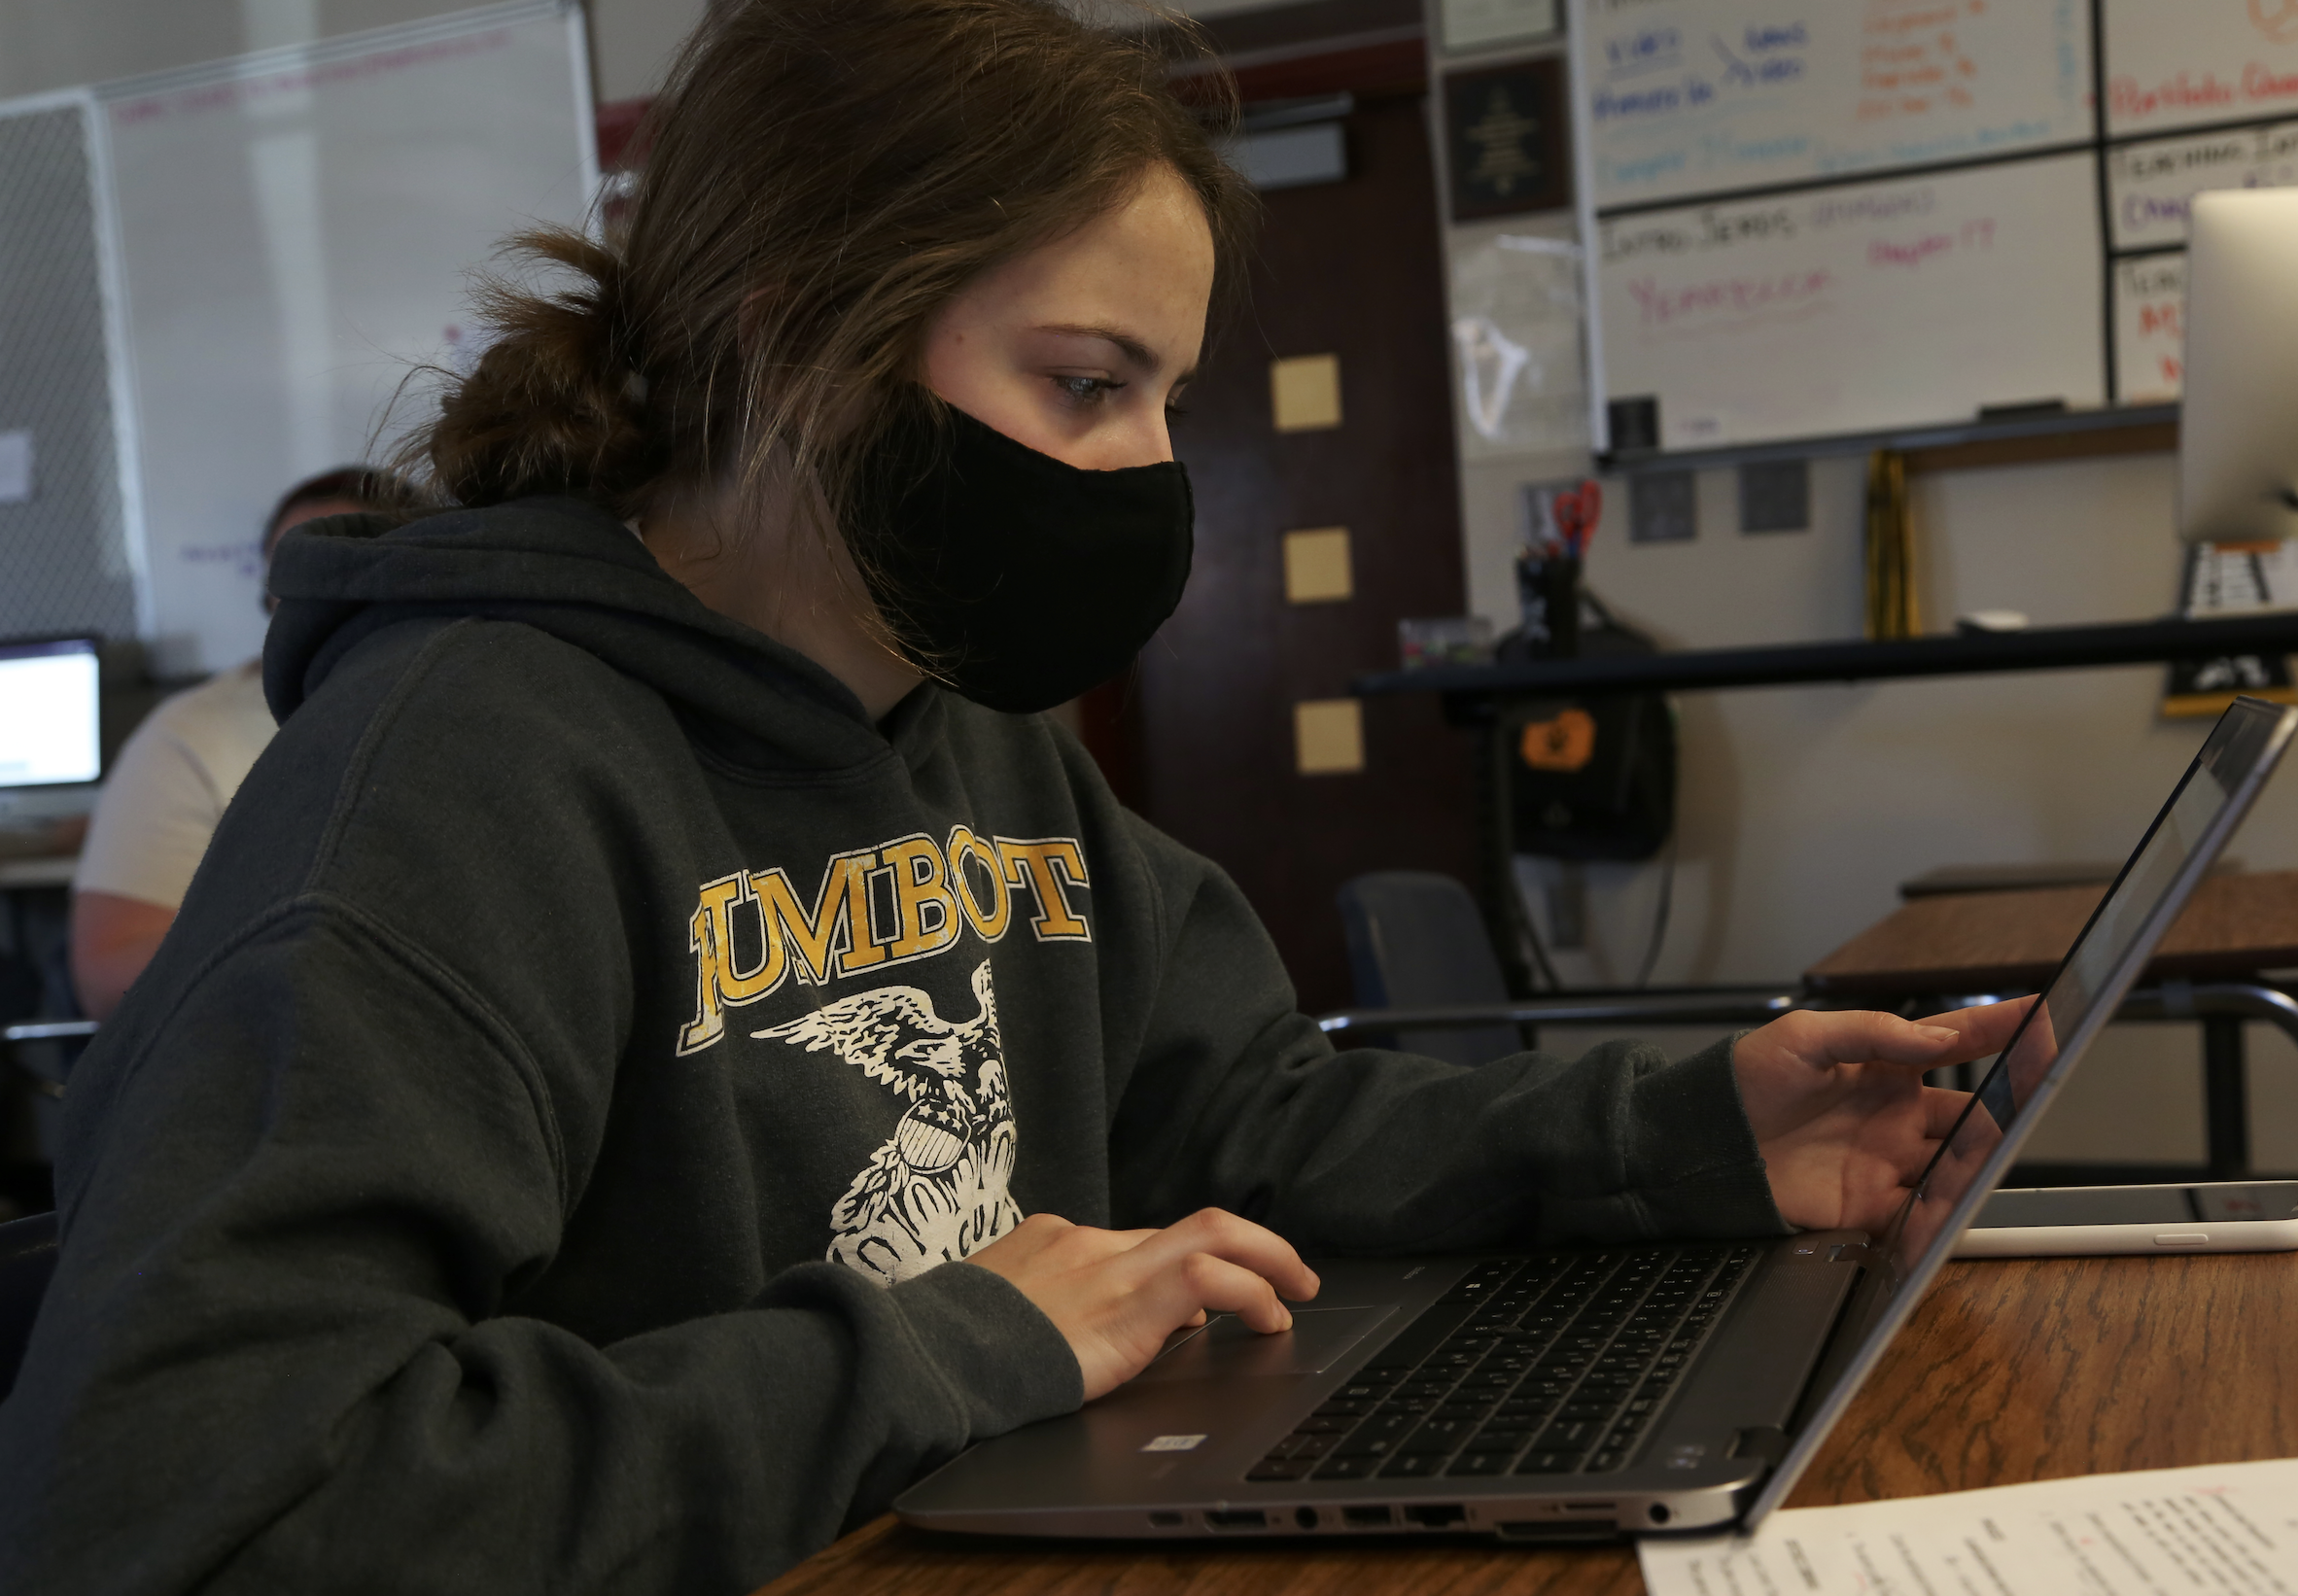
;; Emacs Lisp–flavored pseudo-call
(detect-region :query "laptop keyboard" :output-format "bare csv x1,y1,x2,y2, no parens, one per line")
1244,1243,1761,1484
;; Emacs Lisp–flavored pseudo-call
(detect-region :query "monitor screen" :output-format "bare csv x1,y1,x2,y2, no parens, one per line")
0,638,102,789
1750,695,2297,1520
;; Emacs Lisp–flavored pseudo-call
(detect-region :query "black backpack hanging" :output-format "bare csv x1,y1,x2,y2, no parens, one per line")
1499,599,1677,863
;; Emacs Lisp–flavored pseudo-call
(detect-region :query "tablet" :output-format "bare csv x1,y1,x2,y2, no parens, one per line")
1954,1181,2298,1257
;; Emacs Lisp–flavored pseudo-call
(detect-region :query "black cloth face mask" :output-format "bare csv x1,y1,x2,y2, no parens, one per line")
846,398,1194,715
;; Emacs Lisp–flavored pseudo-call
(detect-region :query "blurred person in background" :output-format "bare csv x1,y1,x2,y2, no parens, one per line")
69,468,413,1020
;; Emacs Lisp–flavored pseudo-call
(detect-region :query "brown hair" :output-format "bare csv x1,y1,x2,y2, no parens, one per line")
410,0,1250,542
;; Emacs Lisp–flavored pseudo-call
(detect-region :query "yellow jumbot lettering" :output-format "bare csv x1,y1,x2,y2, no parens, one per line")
945,825,1012,941
753,850,885,984
677,873,788,1054
881,835,962,960
679,831,1092,1052
994,838,1093,940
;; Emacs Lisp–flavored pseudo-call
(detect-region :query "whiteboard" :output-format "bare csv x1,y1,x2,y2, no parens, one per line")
2105,0,2298,137
2106,117,2298,248
1595,155,2104,451
2114,252,2186,403
97,1,596,676
1573,0,2090,211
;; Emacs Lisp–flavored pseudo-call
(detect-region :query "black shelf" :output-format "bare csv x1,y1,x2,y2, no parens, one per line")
1595,402,2178,477
1355,612,2298,702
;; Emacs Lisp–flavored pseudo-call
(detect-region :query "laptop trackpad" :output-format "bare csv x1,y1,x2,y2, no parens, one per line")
1132,1304,1396,1384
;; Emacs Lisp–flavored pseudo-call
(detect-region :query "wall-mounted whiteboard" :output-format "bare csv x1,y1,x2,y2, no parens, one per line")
1576,0,2091,211
1569,0,2298,452
2104,0,2298,136
97,0,596,676
2107,118,2298,249
2114,252,2185,402
1596,156,2104,451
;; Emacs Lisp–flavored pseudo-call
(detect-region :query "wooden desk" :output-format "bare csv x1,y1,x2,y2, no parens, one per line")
1803,869,2298,997
757,1251,2298,1596
1804,870,2298,1177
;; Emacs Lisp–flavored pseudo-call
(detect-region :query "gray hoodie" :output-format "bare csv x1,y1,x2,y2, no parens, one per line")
0,497,1783,1594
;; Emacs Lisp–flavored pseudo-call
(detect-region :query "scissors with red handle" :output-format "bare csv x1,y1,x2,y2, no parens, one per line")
1551,479,1602,557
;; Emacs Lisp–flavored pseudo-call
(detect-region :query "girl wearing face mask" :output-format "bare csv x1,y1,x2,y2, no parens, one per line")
0,3,2022,1591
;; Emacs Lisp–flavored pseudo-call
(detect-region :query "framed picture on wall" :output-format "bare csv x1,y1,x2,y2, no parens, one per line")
1440,0,1560,54
1443,56,1572,222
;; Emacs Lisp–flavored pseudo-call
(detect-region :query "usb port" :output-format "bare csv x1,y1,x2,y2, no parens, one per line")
1404,1504,1467,1528
1203,1509,1268,1531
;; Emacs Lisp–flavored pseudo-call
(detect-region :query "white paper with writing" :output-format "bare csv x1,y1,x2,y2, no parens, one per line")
1640,1456,2298,1596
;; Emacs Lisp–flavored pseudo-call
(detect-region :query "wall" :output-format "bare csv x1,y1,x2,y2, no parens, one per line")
0,0,706,104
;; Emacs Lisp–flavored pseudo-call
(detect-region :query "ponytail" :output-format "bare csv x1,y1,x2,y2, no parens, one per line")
420,231,663,509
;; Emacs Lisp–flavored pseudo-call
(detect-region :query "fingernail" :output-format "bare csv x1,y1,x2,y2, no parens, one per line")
1920,1025,1958,1041
1279,1308,1294,1331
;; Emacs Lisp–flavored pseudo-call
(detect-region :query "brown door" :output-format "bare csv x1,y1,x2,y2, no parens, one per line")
1127,88,1480,1017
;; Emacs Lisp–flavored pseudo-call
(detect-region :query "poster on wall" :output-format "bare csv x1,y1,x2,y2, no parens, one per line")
1449,232,1589,459
1445,57,1573,222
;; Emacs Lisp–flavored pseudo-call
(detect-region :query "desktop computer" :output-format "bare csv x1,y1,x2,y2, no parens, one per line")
2179,190,2298,544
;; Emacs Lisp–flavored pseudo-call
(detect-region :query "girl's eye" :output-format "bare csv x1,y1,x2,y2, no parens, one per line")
1055,375,1122,405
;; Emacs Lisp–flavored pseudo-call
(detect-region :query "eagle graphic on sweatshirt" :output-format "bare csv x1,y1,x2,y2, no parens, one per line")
752,959,1021,1283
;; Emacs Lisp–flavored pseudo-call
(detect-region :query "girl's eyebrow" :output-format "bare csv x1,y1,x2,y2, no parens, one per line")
1036,322,1195,386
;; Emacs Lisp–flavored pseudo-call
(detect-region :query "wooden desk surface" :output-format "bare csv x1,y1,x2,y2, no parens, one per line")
1804,869,2298,994
758,1251,2298,1596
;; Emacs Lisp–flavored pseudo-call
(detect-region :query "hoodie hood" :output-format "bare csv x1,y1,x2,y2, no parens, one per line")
263,496,901,776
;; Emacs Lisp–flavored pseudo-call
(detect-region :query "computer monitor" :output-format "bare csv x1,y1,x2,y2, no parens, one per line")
2178,189,2298,543
0,637,102,790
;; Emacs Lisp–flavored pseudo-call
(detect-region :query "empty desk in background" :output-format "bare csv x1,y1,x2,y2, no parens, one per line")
755,1252,2298,1596
1806,870,2298,1179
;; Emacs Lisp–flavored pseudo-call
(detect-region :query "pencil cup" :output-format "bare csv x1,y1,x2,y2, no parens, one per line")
1516,552,1582,658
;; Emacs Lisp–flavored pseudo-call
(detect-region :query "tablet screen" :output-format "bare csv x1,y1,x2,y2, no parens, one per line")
1889,696,2291,1267
1752,696,2297,1521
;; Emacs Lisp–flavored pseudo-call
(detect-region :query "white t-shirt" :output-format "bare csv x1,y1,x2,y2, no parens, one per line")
74,661,278,910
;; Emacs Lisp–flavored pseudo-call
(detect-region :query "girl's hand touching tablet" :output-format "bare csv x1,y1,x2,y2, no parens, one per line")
1733,998,2036,1232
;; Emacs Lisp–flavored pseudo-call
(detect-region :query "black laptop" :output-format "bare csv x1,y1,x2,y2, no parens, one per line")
897,697,2297,1543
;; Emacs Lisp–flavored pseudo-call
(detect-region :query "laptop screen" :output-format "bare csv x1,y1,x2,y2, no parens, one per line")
1750,695,2297,1520
0,638,102,789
